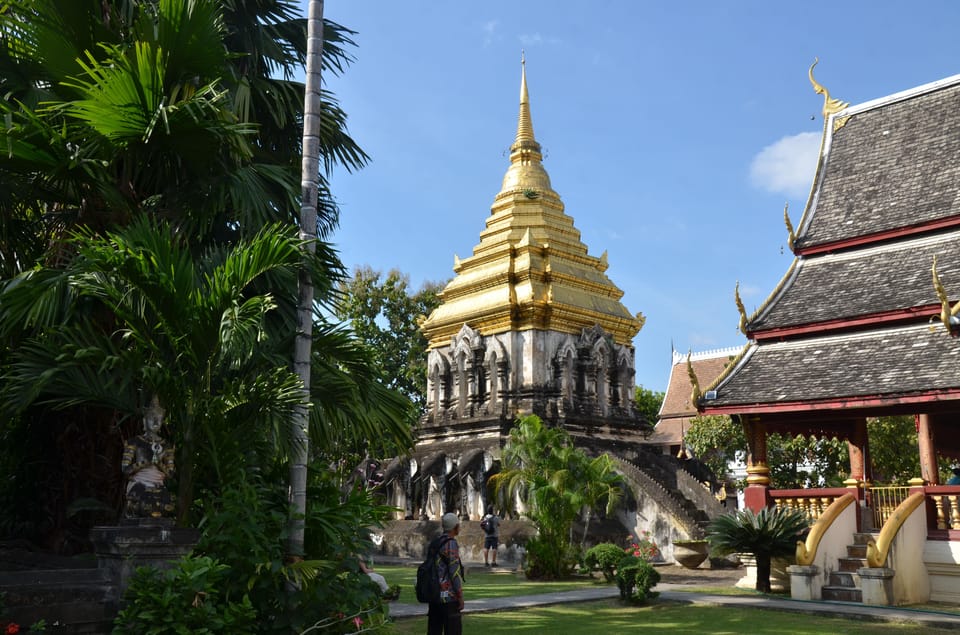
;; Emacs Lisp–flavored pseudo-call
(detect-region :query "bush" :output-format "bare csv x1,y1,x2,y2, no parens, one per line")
523,535,579,580
114,556,256,635
707,506,809,593
615,555,661,604
584,543,627,582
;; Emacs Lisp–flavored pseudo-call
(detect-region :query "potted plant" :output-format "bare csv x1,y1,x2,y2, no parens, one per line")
671,539,710,569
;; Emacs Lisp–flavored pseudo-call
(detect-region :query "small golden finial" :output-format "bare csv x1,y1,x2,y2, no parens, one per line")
686,351,702,405
783,202,796,252
735,281,748,335
808,58,849,117
931,255,960,333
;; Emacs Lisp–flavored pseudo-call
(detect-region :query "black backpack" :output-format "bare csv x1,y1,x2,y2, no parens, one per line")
415,535,451,603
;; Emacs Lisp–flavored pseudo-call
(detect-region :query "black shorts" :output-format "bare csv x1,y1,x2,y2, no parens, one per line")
484,535,498,549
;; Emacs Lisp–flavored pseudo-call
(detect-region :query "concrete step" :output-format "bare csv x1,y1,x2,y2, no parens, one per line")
846,543,867,558
828,571,860,588
0,567,107,587
839,557,868,572
822,585,863,603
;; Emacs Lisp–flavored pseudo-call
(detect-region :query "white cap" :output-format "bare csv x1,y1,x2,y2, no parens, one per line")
441,512,460,531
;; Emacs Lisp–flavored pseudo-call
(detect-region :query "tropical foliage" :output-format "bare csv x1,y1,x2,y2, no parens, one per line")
489,415,624,579
633,386,664,425
706,506,809,593
335,267,444,417
0,0,412,630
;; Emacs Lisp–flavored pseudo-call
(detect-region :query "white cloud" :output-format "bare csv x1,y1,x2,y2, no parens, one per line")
481,20,499,46
749,132,820,198
519,32,544,47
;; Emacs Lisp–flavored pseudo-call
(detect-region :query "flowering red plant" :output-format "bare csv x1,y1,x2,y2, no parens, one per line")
624,531,661,561
4,622,19,635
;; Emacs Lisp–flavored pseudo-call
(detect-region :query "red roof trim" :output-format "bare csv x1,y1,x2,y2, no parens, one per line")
750,305,940,341
796,216,960,256
701,388,960,416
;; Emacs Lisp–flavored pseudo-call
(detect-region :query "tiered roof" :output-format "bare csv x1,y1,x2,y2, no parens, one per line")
419,60,642,348
702,69,960,419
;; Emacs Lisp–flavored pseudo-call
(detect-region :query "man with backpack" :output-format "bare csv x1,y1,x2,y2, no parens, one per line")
427,512,464,635
480,505,501,568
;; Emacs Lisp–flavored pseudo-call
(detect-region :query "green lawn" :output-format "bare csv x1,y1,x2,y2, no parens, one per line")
387,600,959,635
375,565,605,604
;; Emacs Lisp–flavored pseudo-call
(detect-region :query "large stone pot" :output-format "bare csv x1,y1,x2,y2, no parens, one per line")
672,540,710,569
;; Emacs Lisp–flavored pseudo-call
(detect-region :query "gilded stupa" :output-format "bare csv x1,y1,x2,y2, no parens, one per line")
377,61,714,548
417,57,648,453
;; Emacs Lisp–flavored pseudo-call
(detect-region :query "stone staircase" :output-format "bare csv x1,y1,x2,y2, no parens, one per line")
0,545,115,634
821,532,878,603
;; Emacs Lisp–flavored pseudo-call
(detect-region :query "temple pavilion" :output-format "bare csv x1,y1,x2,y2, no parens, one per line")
698,63,960,605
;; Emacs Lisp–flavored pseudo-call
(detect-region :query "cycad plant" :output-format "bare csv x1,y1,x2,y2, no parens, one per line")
706,505,809,593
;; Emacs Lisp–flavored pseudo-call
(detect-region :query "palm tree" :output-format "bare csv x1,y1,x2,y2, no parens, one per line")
707,506,809,593
575,453,624,551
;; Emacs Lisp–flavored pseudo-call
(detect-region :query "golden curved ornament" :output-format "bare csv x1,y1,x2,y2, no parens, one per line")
795,493,856,566
686,351,702,406
734,281,747,335
931,255,960,332
865,491,925,568
809,58,849,117
783,202,796,252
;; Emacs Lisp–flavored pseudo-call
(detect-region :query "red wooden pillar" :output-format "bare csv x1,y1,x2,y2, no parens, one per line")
846,418,872,484
917,413,939,484
742,415,771,511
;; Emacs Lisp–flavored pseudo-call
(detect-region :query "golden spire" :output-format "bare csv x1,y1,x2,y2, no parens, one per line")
514,50,537,150
499,53,554,196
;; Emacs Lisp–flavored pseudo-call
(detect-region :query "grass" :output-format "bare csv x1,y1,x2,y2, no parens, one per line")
375,565,604,604
387,599,960,634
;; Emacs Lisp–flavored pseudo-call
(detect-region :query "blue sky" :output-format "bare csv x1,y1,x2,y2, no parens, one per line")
310,1,960,392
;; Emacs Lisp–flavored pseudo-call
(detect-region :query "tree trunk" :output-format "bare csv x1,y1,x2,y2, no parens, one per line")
755,553,772,593
289,0,324,562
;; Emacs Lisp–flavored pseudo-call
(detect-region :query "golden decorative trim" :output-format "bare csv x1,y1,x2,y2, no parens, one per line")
930,255,960,332
702,342,750,395
808,58,849,117
745,464,770,486
866,491,925,568
734,281,748,335
833,114,851,132
686,351,702,406
795,493,856,566
783,202,795,252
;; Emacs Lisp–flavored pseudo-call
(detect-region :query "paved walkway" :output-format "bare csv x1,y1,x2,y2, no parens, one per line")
389,582,960,629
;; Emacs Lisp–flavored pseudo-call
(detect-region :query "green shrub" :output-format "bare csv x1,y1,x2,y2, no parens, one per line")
114,555,256,634
523,535,579,580
615,555,660,604
584,543,627,582
707,506,809,593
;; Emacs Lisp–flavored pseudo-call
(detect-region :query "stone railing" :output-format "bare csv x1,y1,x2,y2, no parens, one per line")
613,457,705,539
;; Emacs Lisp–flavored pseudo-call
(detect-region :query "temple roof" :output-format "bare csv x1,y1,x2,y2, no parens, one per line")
750,231,960,333
648,347,740,446
796,75,960,251
704,68,960,420
420,59,642,348
704,324,960,412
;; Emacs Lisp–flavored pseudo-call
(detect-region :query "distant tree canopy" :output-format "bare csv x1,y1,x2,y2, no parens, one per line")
335,266,444,415
686,414,926,488
633,386,665,424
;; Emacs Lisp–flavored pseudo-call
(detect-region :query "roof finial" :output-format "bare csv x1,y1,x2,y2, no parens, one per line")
809,58,849,117
515,51,536,147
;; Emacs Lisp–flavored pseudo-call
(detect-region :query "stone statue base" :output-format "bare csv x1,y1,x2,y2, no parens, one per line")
91,521,199,605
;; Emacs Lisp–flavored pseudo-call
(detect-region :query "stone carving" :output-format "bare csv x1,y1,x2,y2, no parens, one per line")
122,396,176,519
